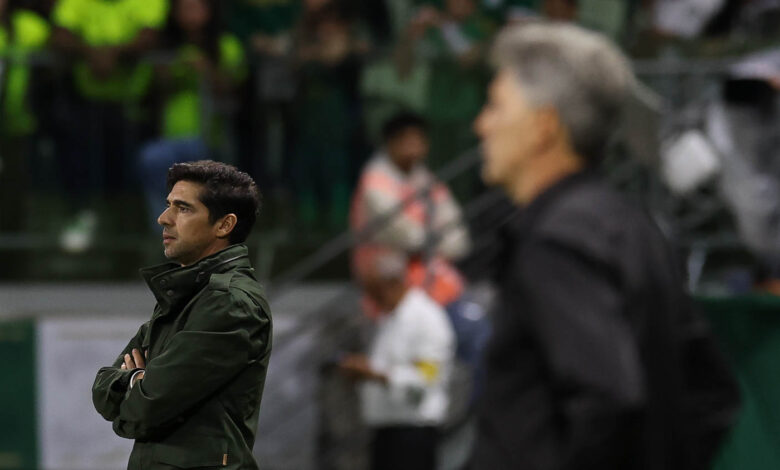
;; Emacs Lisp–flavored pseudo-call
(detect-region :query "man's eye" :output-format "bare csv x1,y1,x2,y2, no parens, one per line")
179,206,190,213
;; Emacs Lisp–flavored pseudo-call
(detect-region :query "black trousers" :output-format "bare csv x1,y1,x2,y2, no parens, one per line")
370,425,438,470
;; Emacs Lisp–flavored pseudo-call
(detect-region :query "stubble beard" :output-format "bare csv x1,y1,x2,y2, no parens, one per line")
163,243,180,262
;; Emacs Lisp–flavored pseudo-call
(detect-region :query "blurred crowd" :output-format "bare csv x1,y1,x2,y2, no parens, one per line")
0,0,779,252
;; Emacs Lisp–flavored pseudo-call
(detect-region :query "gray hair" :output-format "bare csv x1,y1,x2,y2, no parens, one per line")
492,22,635,163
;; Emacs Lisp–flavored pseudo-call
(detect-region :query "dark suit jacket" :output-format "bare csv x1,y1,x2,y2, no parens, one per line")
471,171,735,470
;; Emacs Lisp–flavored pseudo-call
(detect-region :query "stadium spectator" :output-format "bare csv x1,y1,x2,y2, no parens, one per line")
544,0,633,41
411,0,493,172
138,0,247,231
340,0,392,46
0,0,50,232
482,0,541,24
292,0,369,231
359,31,431,145
0,0,48,139
49,0,168,251
340,248,455,470
228,0,299,58
350,112,471,311
226,0,299,208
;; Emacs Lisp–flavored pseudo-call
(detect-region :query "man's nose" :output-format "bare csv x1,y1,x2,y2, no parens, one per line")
157,207,171,226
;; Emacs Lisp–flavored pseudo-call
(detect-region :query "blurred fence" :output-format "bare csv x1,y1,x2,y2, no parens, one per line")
0,51,769,282
0,49,489,281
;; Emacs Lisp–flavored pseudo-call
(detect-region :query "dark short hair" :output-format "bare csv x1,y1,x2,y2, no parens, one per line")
381,111,428,143
167,160,261,244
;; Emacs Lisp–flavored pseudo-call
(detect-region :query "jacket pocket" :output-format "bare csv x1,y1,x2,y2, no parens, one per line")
153,436,228,468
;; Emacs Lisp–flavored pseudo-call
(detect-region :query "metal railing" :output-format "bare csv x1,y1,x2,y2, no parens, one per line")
0,53,765,283
268,51,774,298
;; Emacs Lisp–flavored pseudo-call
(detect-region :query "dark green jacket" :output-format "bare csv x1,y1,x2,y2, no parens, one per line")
92,245,272,469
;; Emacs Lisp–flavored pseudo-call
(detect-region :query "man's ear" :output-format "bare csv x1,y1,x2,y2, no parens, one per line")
533,107,564,153
215,214,238,239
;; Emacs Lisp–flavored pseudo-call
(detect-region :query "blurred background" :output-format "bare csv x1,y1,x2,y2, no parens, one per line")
1,0,780,469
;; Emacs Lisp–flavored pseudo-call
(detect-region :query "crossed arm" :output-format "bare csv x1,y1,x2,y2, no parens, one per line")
92,323,149,423
121,348,147,388
92,289,270,441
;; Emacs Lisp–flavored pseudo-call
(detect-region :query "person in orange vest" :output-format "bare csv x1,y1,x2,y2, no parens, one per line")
351,111,491,397
350,111,471,312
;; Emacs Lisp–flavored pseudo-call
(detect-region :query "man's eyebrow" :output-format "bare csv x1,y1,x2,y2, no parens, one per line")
168,199,196,209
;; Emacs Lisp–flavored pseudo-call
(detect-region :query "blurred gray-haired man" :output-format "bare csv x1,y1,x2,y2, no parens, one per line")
470,22,739,470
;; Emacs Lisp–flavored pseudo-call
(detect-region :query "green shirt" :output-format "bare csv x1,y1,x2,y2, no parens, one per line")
0,10,50,136
52,0,169,102
163,34,247,140
360,58,431,143
420,14,494,122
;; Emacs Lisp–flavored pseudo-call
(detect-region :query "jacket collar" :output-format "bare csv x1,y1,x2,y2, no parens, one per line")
492,170,597,282
140,244,251,310
511,169,597,238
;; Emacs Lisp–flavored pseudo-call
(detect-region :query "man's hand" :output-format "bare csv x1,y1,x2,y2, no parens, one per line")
338,354,387,384
121,348,147,386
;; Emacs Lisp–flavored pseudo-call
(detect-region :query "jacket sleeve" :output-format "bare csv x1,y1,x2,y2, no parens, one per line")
92,322,149,421
517,238,645,469
111,287,270,440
